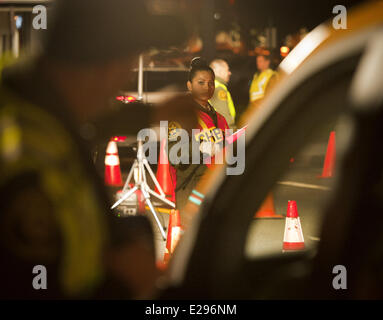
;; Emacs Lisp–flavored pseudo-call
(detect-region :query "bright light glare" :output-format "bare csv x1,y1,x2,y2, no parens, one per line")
280,25,330,74
112,136,127,142
280,46,289,54
116,95,136,103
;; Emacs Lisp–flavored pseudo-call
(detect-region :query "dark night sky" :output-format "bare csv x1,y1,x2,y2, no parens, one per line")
235,0,367,39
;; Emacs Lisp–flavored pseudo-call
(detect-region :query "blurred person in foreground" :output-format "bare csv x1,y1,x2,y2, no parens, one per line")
0,0,196,299
209,59,236,130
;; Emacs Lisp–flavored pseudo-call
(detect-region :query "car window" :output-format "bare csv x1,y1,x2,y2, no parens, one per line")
244,115,342,258
239,55,361,261
167,51,364,298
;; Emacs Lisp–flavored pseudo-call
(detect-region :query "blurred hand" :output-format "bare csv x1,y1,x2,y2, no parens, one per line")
151,94,198,134
199,140,214,156
199,141,223,157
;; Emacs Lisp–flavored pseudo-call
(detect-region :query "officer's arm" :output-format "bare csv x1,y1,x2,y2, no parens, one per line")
167,130,196,171
210,88,235,129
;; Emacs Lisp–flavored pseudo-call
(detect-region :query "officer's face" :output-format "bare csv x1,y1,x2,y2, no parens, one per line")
221,62,231,83
256,56,270,72
187,71,215,103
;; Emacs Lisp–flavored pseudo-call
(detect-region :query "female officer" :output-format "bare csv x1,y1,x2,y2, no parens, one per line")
169,57,229,211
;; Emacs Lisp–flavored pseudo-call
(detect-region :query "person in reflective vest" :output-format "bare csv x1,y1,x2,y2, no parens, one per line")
248,54,278,111
209,59,236,130
169,57,229,211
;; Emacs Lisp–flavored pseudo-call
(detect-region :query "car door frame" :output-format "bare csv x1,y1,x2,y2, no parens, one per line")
164,26,383,299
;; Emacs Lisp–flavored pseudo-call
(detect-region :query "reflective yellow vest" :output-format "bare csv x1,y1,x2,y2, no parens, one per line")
249,69,277,102
214,79,236,119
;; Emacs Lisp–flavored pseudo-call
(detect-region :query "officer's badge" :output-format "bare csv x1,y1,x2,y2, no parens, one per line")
168,121,182,140
218,90,227,101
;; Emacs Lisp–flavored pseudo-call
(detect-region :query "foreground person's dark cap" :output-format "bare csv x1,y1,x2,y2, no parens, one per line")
43,0,188,63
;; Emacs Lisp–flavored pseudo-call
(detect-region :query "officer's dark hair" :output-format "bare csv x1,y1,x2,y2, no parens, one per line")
258,54,271,61
189,57,215,81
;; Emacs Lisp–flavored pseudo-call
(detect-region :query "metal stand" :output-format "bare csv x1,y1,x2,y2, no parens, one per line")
111,139,175,240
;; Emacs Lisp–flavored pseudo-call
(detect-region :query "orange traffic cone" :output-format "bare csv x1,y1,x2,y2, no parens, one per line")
163,209,182,263
319,131,336,178
105,140,123,187
254,192,284,218
283,201,305,251
156,260,168,272
155,139,175,203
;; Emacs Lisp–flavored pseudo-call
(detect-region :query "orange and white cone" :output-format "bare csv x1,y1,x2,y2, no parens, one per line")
104,140,123,187
283,201,305,251
155,138,175,202
163,209,183,264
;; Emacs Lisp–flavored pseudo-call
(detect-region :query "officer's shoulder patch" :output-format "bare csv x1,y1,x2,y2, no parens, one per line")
218,89,227,101
168,121,182,140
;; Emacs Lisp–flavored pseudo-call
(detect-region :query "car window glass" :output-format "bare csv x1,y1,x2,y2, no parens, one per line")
244,116,342,258
242,55,362,260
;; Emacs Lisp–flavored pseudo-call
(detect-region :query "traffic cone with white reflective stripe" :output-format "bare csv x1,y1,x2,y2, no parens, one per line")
104,140,123,187
283,201,305,251
164,209,183,263
155,138,175,202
